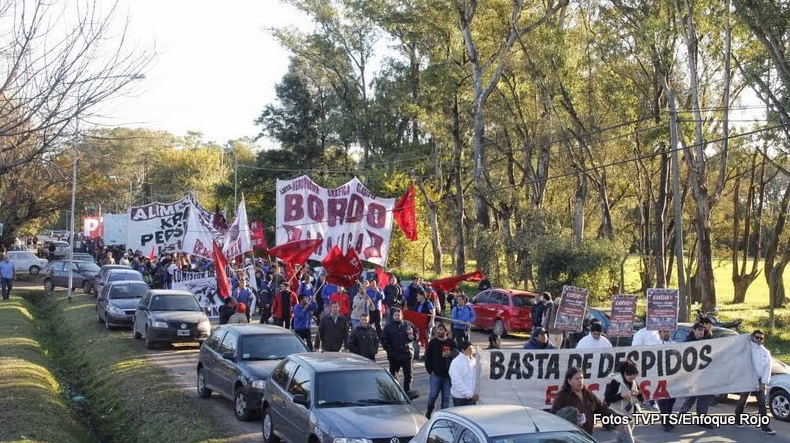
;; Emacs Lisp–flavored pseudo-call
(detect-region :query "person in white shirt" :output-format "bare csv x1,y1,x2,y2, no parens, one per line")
734,330,776,435
576,323,612,349
449,340,478,406
631,327,662,346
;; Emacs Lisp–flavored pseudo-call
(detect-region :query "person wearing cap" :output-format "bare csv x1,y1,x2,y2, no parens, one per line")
678,322,712,423
523,326,556,350
686,317,713,341
228,302,249,324
734,330,776,435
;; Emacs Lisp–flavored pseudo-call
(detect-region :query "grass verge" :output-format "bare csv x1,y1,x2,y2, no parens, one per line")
0,291,92,442
22,290,228,443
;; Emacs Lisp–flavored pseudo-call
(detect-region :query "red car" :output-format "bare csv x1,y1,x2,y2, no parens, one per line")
470,288,538,337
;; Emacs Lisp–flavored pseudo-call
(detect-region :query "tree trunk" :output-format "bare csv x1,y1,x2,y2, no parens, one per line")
654,151,670,287
573,173,587,245
765,180,790,309
452,95,466,274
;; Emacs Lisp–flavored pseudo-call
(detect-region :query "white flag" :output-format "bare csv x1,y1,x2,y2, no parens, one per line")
223,197,253,259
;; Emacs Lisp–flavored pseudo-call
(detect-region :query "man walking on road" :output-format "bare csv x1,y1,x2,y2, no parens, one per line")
424,323,457,418
734,330,776,435
0,254,16,300
318,301,349,352
381,307,417,395
348,313,379,360
449,340,478,406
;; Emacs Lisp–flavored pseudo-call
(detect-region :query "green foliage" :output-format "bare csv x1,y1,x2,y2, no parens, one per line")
534,236,624,304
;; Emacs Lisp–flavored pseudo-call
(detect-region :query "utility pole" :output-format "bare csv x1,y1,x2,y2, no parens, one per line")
67,144,77,303
668,90,688,322
234,152,238,209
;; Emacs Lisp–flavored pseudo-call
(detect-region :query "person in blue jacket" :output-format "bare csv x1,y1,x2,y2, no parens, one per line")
450,295,476,345
293,294,317,351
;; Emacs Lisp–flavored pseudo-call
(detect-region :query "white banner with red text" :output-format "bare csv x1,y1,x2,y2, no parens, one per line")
477,334,756,409
275,175,395,266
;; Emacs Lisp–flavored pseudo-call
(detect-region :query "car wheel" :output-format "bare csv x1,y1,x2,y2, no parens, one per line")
29,265,40,275
144,328,155,350
493,319,507,338
196,367,212,398
770,390,790,422
262,406,281,443
234,388,254,421
82,281,91,294
44,279,54,292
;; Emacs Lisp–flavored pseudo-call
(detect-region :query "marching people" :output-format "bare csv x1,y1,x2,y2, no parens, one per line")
576,323,612,348
531,292,550,328
523,326,556,350
383,275,403,324
329,286,350,318
318,301,349,352
347,313,379,360
350,287,375,330
551,366,620,435
258,274,274,324
234,279,254,322
413,291,436,360
678,322,712,424
734,330,776,435
424,323,458,418
293,294,317,351
450,295,475,346
381,307,417,395
448,340,478,406
228,302,249,324
604,360,645,443
365,279,384,335
655,329,677,431
272,281,298,329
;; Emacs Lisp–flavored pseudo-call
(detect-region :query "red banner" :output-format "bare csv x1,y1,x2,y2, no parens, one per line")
251,220,268,251
375,266,390,287
401,309,431,347
213,240,231,298
321,246,363,288
393,183,417,241
429,270,485,292
268,239,323,266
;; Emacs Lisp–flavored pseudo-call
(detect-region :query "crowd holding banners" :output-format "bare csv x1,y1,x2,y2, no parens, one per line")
553,286,589,332
477,334,758,410
646,288,680,331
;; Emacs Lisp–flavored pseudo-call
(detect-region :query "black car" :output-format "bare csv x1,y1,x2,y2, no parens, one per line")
43,260,101,293
197,324,310,421
132,289,210,349
96,280,150,329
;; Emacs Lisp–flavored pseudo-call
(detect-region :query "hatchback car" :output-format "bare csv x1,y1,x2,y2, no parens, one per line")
412,404,596,443
7,250,48,275
197,325,310,421
261,353,426,443
51,241,71,258
133,289,210,349
471,288,537,336
96,266,143,297
96,280,150,329
92,265,131,295
43,260,101,292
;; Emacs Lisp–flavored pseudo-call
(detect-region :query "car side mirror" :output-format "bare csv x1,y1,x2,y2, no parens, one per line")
407,390,420,400
222,352,236,361
292,393,309,407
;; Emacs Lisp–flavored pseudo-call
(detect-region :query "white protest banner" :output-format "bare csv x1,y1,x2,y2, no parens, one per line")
553,286,589,332
647,288,679,331
223,197,253,260
126,194,210,256
172,270,221,318
275,175,395,266
102,214,128,245
181,202,221,259
608,295,638,337
477,334,756,409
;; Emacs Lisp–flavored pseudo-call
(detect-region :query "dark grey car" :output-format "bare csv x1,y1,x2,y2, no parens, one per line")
92,265,132,296
96,280,150,329
132,289,210,349
43,260,101,293
261,353,426,443
197,325,309,421
97,268,144,297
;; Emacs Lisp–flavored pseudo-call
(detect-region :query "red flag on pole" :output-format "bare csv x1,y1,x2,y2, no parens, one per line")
429,270,485,292
213,240,231,299
375,266,390,287
267,239,323,266
393,183,417,241
321,246,364,288
250,220,268,251
148,244,156,261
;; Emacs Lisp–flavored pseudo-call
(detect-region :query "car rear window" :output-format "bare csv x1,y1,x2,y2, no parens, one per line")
490,430,596,443
109,272,144,282
512,296,535,308
240,335,307,360
109,283,149,299
149,294,201,311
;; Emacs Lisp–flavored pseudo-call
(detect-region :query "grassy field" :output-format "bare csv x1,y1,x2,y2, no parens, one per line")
0,288,235,443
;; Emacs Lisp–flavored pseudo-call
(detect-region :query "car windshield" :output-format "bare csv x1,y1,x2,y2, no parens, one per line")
109,272,143,282
149,294,201,311
109,283,149,299
512,296,534,308
316,370,408,407
75,262,101,272
240,335,307,360
490,430,596,443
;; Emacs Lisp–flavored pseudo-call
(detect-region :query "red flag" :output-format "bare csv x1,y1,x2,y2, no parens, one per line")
393,184,417,241
401,309,431,347
375,266,390,288
267,239,322,266
250,220,268,251
429,270,485,292
213,240,231,299
321,246,363,288
148,245,156,261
